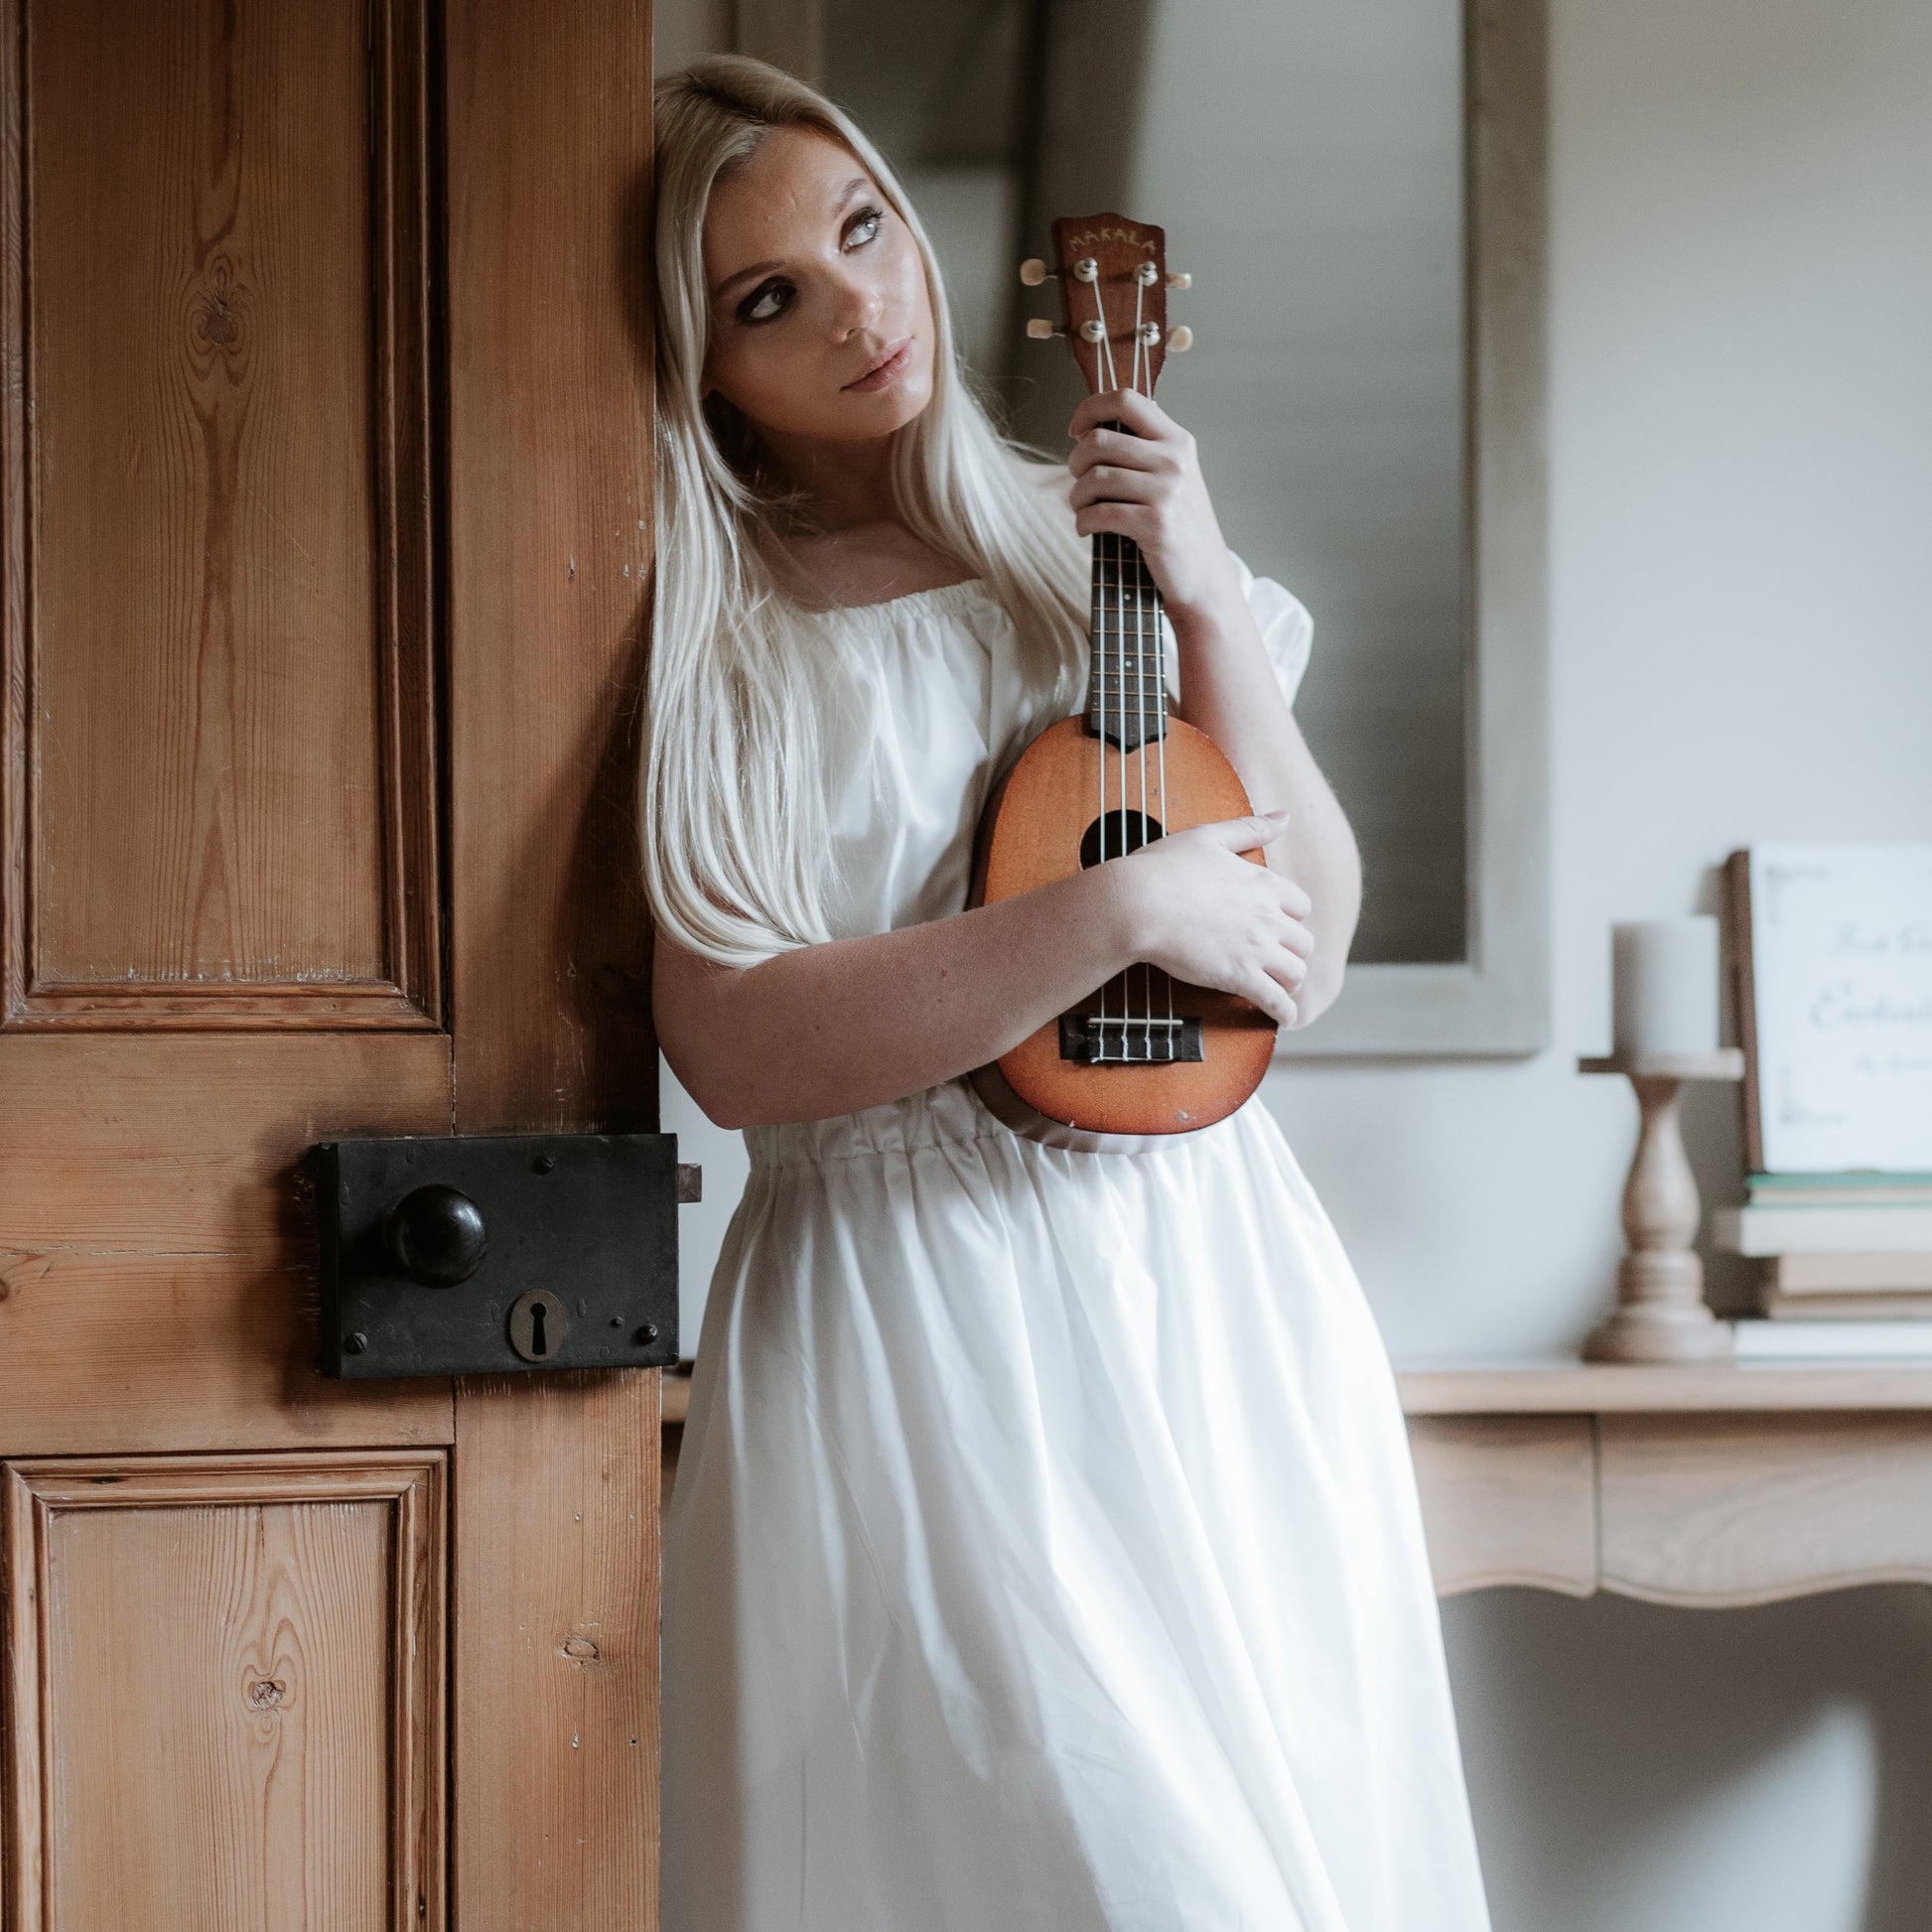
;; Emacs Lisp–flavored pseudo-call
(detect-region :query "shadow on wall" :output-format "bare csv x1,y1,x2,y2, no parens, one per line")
1442,1587,1932,1932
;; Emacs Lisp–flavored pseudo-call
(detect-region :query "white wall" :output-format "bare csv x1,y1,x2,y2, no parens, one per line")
1299,0,1932,1924
657,0,1932,1923
654,0,730,75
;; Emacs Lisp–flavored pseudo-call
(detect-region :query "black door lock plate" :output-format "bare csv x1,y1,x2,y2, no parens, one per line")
314,1132,688,1379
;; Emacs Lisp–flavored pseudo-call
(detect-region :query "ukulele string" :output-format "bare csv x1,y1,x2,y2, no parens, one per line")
1094,497,1109,1053
1130,273,1153,1059
1088,268,1129,1060
1153,533,1174,1039
1127,270,1177,1052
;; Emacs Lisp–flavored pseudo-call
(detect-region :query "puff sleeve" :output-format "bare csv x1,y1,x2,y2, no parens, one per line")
1162,551,1313,709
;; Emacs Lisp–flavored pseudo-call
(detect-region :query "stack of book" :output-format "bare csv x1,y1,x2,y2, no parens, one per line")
1722,844,1932,1361
1719,1173,1932,1359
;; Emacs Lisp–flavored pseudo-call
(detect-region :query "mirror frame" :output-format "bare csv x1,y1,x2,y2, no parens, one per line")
1279,0,1550,1057
735,0,1552,1058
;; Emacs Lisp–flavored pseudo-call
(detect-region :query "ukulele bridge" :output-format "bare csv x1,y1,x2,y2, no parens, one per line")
1059,1013,1205,1065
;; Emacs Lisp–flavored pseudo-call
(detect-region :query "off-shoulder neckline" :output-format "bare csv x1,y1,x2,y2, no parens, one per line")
791,576,994,620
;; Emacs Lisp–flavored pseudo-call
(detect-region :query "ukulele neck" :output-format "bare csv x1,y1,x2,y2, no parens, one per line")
1083,535,1169,752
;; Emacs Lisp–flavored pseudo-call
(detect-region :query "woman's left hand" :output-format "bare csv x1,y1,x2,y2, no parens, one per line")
1065,389,1243,626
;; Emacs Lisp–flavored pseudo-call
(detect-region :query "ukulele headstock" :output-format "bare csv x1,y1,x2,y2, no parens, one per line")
1020,213,1191,398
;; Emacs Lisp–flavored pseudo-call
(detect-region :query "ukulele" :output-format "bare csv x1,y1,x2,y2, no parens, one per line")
968,212,1278,1151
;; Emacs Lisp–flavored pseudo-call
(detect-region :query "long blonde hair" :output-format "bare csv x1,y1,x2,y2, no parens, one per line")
643,55,1085,967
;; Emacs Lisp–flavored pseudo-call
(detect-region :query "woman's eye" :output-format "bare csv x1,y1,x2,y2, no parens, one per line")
737,279,792,325
844,207,884,249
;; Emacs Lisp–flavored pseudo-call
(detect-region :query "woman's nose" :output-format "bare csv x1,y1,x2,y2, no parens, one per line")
827,267,883,338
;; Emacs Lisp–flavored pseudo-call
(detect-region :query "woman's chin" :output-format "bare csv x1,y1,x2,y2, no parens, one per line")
746,368,935,450
818,382,934,443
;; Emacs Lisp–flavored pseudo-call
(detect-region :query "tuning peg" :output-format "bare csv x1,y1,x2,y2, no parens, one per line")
1019,258,1050,286
1025,317,1062,340
1167,270,1192,291
1167,326,1194,352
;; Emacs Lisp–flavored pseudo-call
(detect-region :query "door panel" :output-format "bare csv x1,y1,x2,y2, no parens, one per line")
5,1454,446,1932
7,0,440,1031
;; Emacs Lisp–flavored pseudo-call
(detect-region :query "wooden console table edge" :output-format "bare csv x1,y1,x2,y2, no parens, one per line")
1394,1357,1932,1413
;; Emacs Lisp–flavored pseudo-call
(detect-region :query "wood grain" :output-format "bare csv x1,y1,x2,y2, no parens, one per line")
443,0,661,1920
0,1032,454,1453
4,0,441,1028
1396,1356,1932,1413
445,0,656,1138
452,1372,660,1932
1406,1414,1597,1596
1597,1413,1932,1606
0,1033,452,1251
0,1249,453,1456
4,1452,445,1932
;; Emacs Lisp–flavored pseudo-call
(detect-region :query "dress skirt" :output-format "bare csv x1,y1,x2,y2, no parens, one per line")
660,1075,1492,1931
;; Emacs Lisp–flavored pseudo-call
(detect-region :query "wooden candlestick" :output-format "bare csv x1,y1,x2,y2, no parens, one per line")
1579,1050,1745,1363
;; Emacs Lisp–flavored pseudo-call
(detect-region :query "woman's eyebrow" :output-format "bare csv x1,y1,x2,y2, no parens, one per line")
709,177,876,304
713,257,784,303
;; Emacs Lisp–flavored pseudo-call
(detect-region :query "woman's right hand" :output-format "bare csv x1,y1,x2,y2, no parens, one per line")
1107,810,1313,1028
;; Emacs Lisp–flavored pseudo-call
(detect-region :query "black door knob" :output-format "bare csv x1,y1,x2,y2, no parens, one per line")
383,1183,487,1288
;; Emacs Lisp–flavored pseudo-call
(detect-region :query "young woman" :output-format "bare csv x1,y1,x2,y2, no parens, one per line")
647,55,1493,1932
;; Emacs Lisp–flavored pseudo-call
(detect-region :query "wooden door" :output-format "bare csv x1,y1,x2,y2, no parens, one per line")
0,2,659,1926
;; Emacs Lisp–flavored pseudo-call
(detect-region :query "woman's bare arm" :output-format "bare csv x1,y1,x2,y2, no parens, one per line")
655,813,1311,1129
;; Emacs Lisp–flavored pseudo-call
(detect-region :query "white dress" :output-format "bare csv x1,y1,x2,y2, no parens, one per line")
660,567,1493,1932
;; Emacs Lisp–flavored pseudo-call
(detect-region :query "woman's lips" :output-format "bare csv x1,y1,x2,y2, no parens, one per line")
843,338,913,393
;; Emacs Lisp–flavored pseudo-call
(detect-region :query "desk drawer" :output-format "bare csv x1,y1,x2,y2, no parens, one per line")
1598,1413,1932,1606
1407,1414,1596,1596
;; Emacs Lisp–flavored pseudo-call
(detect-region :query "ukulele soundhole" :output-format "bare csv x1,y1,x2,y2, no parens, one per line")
1078,808,1162,870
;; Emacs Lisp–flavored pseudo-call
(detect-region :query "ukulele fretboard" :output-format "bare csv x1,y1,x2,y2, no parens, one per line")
1084,534,1168,752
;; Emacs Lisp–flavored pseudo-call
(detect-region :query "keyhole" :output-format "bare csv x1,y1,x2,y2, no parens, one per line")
506,1289,568,1365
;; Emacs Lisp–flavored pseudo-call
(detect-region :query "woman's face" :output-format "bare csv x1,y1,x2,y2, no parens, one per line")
701,127,936,447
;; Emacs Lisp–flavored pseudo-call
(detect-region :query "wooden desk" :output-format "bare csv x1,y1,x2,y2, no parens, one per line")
664,1359,1932,1608
1398,1359,1932,1604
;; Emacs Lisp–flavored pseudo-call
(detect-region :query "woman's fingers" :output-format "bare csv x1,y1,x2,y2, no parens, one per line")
1069,387,1175,444
1066,465,1163,514
1277,876,1314,922
1067,425,1174,479
1072,498,1158,541
1200,810,1293,853
1237,966,1299,1030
